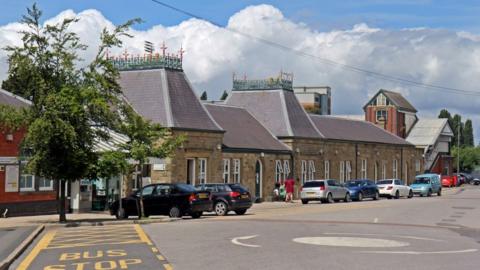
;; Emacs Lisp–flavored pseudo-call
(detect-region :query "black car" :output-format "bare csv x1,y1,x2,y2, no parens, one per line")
196,183,252,216
109,183,212,219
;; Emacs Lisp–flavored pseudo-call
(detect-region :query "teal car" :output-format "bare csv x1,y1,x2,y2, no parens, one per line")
410,174,442,197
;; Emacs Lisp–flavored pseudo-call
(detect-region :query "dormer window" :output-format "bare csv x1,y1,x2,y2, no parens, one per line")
376,94,387,106
376,110,388,121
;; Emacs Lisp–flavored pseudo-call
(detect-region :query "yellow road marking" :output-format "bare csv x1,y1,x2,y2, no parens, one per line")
163,263,173,270
152,247,159,253
17,230,56,270
134,224,153,245
45,240,145,249
157,255,165,261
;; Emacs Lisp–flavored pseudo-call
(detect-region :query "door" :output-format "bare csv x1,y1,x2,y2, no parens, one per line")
187,159,195,185
141,185,156,216
255,160,262,199
155,184,173,215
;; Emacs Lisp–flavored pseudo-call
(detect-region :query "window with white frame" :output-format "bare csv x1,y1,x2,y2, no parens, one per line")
361,159,368,178
275,160,283,183
283,160,290,180
39,177,53,191
404,162,408,183
393,159,398,179
346,161,352,180
324,160,330,179
382,161,387,180
301,160,307,184
376,94,387,106
233,159,241,183
20,174,35,191
339,161,345,182
222,159,230,183
199,159,207,184
308,160,315,180
415,159,421,174
376,110,388,121
374,162,379,181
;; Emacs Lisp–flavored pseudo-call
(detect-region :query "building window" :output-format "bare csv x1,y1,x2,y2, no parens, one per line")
404,162,409,183
415,159,421,174
346,161,352,180
199,159,207,184
393,159,398,179
376,110,388,121
20,174,35,191
233,159,241,183
324,160,330,179
283,160,290,180
339,161,345,182
376,94,387,106
301,160,307,184
275,160,283,183
382,161,387,180
308,160,316,180
361,159,368,178
374,162,379,181
222,159,230,183
39,178,53,191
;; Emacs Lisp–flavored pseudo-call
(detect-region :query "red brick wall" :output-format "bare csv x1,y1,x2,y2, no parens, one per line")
365,106,407,138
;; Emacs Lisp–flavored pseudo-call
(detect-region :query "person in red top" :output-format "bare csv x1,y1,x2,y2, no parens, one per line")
284,178,295,203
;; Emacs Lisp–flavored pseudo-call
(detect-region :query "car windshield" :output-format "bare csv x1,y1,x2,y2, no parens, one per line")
303,181,325,188
376,180,392,185
414,178,430,184
175,184,197,192
346,181,363,187
229,184,248,192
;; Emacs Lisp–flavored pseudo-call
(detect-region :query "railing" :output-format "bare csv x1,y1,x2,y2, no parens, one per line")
233,72,294,91
110,54,183,71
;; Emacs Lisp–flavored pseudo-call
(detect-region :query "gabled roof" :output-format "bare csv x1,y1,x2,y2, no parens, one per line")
363,89,417,113
309,115,412,145
225,89,322,139
119,69,222,132
0,89,31,108
205,104,291,152
406,118,453,147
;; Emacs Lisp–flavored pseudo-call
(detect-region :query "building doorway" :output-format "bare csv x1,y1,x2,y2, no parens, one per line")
187,159,195,185
255,160,262,200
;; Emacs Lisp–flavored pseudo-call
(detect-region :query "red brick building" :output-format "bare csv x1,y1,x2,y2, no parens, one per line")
0,89,57,217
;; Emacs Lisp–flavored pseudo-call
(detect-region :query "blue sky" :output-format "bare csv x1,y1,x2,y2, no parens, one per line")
2,0,480,32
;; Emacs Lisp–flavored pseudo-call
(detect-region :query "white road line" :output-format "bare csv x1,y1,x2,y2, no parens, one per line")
373,218,379,223
323,232,445,242
358,249,478,255
231,235,260,248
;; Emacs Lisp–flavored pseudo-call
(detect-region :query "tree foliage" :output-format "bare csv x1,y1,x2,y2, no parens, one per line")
463,119,474,147
200,91,207,101
220,90,228,101
452,146,480,172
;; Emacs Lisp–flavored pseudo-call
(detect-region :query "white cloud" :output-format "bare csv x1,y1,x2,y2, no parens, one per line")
0,4,479,143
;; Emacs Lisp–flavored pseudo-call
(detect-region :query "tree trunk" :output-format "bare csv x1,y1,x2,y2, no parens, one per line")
59,179,67,223
138,174,144,219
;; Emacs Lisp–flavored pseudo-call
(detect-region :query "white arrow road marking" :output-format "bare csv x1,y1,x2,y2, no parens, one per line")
358,249,478,255
231,235,260,248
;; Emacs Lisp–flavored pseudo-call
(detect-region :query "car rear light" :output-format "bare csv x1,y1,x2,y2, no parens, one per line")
386,186,393,190
230,191,241,198
189,193,196,202
319,186,325,190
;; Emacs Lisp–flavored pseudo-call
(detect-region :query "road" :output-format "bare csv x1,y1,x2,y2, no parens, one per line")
0,226,35,263
141,185,480,270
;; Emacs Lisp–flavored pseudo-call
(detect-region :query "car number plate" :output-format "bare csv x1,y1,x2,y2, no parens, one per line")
241,195,249,199
307,192,316,195
198,194,208,199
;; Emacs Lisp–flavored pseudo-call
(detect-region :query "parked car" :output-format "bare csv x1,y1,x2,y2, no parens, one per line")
195,183,252,216
459,173,473,184
410,174,442,197
441,175,457,187
109,183,212,219
376,179,413,199
300,179,351,204
345,179,379,201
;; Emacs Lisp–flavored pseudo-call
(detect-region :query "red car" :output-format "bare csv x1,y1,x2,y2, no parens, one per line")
441,175,457,187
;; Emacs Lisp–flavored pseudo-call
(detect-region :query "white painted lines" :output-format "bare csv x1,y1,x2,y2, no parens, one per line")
373,218,379,223
292,237,410,248
358,249,478,255
322,232,445,242
231,235,260,248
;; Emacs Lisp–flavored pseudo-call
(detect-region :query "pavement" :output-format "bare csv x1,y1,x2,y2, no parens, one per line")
0,227,36,266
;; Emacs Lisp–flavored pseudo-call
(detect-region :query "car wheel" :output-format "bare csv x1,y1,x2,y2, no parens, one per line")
395,190,400,199
191,212,202,219
214,201,228,216
344,193,351,203
235,209,247,215
357,192,363,201
115,208,127,220
169,206,182,218
420,194,423,197
437,189,442,196
427,189,432,197
387,195,392,199
301,199,309,205
326,193,334,203
408,190,413,198
373,191,379,200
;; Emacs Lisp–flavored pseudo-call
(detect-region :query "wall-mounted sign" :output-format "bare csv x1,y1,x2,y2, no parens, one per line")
153,163,166,171
5,165,19,192
0,157,18,165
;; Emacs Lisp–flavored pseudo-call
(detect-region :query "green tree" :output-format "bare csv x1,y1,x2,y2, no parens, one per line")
0,4,179,222
451,114,463,147
220,90,228,101
463,119,474,147
200,91,207,101
452,146,480,172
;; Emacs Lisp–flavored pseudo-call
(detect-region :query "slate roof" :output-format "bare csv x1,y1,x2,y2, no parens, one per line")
119,69,222,132
225,89,322,139
0,89,31,108
364,89,417,113
205,104,291,152
406,118,453,147
309,115,412,145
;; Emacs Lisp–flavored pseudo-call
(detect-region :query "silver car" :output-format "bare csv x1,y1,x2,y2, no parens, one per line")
300,179,351,204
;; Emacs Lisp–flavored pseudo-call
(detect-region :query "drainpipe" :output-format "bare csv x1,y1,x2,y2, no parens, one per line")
355,144,358,179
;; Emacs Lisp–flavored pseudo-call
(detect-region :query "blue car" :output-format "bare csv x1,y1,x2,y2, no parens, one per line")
345,179,379,201
410,174,442,197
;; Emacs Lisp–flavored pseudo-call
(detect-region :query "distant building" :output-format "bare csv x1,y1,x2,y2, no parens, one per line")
293,86,331,115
